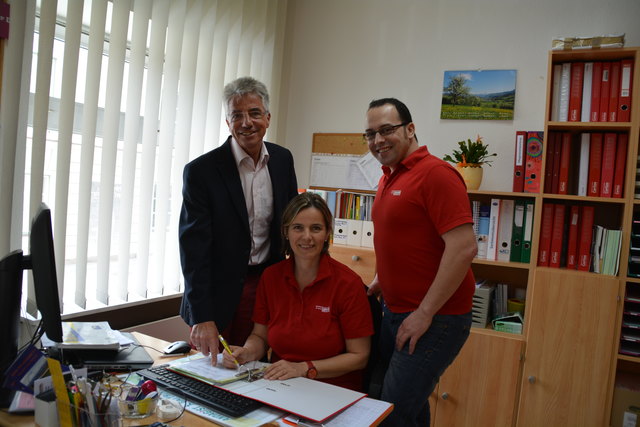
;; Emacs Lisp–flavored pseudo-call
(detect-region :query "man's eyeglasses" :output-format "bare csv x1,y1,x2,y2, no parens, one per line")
363,122,409,142
228,109,267,123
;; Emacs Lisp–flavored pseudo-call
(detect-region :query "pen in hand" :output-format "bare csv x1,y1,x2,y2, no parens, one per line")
218,334,240,368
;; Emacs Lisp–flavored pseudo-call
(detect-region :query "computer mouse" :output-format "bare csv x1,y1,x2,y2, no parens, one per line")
162,340,191,355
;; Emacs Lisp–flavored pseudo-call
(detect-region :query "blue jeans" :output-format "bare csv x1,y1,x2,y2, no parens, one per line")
379,305,472,427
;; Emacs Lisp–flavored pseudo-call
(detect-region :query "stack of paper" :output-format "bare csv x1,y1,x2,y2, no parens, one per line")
472,281,495,328
41,321,120,350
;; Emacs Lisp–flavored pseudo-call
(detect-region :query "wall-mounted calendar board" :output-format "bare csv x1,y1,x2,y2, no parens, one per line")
309,133,381,193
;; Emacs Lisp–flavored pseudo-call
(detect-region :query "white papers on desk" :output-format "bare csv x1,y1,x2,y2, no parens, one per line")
310,153,381,191
224,377,366,423
322,397,393,426
159,389,283,427
41,321,120,350
280,397,393,427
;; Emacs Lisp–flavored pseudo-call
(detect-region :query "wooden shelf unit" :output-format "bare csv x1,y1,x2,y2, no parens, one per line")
514,47,640,427
450,47,640,426
317,51,640,422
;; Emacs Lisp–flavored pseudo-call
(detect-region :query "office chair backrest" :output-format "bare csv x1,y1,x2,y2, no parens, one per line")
363,288,384,398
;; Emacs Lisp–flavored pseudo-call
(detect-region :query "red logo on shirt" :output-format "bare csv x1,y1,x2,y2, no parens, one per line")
315,305,330,313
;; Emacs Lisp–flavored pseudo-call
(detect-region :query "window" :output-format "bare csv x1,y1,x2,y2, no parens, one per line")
0,0,287,316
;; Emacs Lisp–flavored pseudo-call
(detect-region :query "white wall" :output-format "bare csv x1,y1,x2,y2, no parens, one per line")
278,0,640,192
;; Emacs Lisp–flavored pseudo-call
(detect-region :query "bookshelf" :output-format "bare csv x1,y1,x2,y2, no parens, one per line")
511,47,640,426
313,51,640,421
452,47,640,426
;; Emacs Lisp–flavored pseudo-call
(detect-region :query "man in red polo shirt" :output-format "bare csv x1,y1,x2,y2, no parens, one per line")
365,98,477,426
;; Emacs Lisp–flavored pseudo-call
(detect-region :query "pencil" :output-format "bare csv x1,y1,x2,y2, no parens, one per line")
218,334,240,368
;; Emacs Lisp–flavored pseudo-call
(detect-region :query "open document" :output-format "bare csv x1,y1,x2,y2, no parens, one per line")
168,353,267,385
167,354,366,423
223,376,365,423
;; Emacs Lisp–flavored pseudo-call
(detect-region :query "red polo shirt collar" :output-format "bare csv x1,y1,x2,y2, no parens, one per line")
282,253,332,287
382,145,431,177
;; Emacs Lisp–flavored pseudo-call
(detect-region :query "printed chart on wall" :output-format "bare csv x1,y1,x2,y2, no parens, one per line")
309,133,382,192
310,152,382,191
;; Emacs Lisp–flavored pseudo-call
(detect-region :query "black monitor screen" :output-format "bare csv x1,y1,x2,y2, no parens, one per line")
0,250,24,400
29,204,63,343
0,204,63,404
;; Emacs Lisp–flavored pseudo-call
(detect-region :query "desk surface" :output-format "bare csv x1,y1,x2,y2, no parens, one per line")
0,332,278,427
0,332,390,427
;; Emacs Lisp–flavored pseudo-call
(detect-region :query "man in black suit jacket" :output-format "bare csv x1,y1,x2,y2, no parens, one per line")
179,77,298,361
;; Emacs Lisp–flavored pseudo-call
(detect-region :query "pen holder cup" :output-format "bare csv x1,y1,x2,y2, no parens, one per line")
76,405,122,427
64,403,122,427
35,390,122,427
117,385,158,419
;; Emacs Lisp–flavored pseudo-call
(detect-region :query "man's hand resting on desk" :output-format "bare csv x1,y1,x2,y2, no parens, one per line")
190,321,220,364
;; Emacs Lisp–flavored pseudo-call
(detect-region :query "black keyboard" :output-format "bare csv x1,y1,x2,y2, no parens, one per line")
137,365,263,418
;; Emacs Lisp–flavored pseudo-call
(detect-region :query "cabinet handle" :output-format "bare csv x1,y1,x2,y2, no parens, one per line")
441,392,449,400
528,376,536,384
352,255,360,261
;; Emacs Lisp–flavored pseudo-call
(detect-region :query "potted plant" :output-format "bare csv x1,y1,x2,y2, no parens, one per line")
442,135,497,190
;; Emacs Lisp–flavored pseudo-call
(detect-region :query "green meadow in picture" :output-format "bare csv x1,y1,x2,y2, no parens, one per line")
441,69,516,120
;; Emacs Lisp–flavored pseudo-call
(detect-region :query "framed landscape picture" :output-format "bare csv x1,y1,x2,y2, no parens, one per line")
441,69,517,120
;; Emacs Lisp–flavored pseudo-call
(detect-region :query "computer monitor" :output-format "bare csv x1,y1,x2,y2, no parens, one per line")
0,250,25,406
0,204,63,405
28,205,63,343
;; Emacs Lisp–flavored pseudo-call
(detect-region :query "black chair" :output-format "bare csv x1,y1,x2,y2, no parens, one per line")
363,289,384,398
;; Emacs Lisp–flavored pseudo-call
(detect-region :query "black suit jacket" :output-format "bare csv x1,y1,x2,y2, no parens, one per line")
179,137,298,329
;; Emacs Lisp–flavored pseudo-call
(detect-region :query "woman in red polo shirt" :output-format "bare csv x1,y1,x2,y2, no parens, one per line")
222,192,373,391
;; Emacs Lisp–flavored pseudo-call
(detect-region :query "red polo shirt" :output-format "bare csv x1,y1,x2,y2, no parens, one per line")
372,146,475,314
253,254,374,391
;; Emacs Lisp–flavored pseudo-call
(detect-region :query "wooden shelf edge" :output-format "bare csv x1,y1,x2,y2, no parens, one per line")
618,354,640,364
546,121,632,131
472,258,531,270
470,326,525,341
550,46,639,63
535,266,623,279
541,193,627,204
467,189,539,198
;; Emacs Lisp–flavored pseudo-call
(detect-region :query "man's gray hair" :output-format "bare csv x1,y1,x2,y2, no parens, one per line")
223,77,270,113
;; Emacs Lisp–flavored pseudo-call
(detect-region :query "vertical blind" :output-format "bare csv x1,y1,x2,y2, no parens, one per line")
0,0,288,315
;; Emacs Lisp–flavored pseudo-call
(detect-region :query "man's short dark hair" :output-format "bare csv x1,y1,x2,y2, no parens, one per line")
368,98,413,124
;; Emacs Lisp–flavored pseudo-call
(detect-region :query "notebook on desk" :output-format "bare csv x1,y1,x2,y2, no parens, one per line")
48,332,154,371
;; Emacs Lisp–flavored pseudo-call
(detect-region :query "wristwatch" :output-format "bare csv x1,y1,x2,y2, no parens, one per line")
305,361,318,379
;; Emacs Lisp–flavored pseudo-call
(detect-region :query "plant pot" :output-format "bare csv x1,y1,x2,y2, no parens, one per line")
456,165,483,190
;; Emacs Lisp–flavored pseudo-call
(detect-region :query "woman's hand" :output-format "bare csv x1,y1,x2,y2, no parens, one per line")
263,360,307,380
221,345,251,369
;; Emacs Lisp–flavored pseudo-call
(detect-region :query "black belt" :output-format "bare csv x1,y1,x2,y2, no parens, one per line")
247,263,268,275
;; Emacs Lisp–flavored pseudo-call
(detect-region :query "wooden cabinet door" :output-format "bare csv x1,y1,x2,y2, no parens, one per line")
517,270,619,426
329,245,376,284
433,330,524,426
